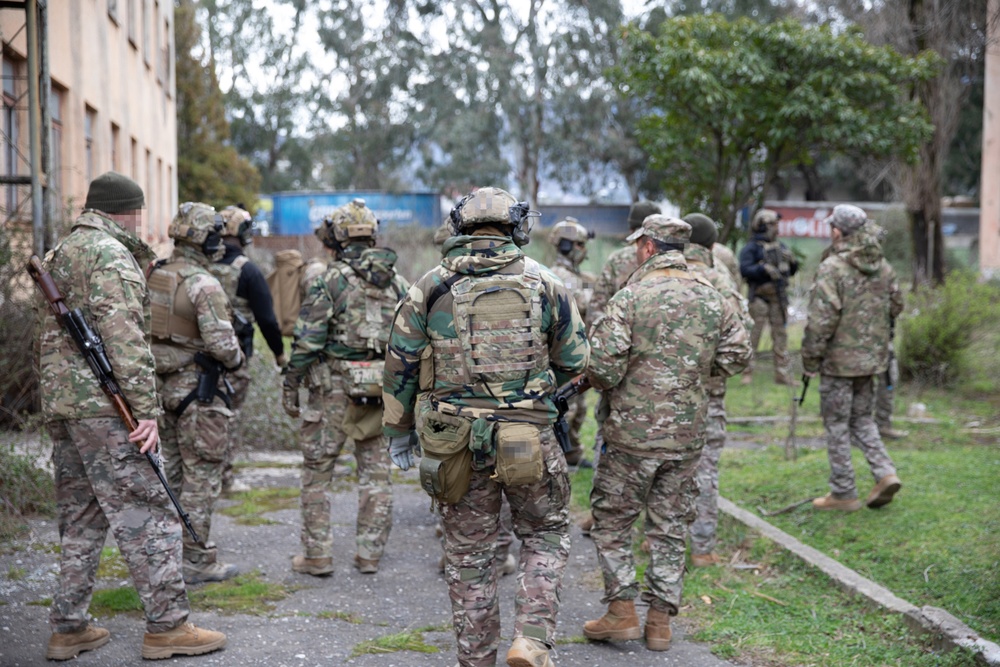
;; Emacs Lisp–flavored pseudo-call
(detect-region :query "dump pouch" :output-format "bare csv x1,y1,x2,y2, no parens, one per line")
306,361,333,393
343,402,383,441
418,410,473,504
493,421,544,486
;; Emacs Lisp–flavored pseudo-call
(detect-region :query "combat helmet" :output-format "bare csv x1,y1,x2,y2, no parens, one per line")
549,217,593,261
449,187,539,246
627,200,661,231
751,208,781,233
169,202,225,259
315,199,379,254
219,205,254,247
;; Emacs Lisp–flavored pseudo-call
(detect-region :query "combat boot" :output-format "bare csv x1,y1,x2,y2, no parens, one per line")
506,637,554,667
292,555,334,576
644,607,672,651
690,552,721,568
353,554,379,574
141,622,227,659
45,624,110,660
583,599,641,641
866,474,901,509
811,494,861,512
183,559,239,585
878,426,909,440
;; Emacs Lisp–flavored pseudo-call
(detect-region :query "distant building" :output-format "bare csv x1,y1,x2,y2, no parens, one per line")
1,1,176,247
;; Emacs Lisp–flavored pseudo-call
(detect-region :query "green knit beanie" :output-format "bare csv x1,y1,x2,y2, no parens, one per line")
627,200,661,230
85,171,145,214
683,212,718,249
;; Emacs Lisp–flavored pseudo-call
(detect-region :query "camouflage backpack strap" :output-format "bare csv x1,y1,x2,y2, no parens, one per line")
640,266,715,291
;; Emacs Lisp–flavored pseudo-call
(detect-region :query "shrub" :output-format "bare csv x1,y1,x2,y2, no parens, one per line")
897,270,1000,386
0,444,55,540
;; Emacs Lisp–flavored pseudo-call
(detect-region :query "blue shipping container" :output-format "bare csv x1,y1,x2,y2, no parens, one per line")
259,191,443,236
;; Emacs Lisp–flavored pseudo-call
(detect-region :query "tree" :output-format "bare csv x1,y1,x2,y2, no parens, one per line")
175,0,260,207
616,14,938,241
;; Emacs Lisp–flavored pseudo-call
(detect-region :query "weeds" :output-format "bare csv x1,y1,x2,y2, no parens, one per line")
188,571,294,615
218,486,300,525
349,629,440,657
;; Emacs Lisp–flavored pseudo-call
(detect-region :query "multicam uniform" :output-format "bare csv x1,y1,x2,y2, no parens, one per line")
286,247,408,565
383,234,589,667
587,244,635,332
801,224,904,500
587,246,751,616
683,243,752,558
150,240,244,570
38,211,190,634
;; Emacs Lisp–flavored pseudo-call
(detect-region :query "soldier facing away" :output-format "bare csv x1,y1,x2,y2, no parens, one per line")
802,204,904,512
582,215,751,652
282,199,409,576
739,208,799,385
149,202,245,584
383,187,589,667
36,172,226,661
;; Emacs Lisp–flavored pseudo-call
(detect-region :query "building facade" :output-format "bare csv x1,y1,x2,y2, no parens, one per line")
1,0,176,248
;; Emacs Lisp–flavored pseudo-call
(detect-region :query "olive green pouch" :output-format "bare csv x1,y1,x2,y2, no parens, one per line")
343,402,382,441
493,422,544,486
469,418,496,471
418,411,473,504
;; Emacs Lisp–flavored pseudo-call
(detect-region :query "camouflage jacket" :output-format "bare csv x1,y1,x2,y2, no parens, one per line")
712,243,741,290
382,235,589,437
37,211,162,422
588,243,637,331
587,250,752,454
150,244,243,402
801,226,904,377
684,244,753,332
550,255,595,321
287,248,409,375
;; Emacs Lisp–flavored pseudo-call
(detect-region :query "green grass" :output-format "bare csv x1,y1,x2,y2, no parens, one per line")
96,546,129,579
349,629,440,657
316,610,364,624
6,565,26,580
90,586,143,615
188,571,294,615
218,486,300,525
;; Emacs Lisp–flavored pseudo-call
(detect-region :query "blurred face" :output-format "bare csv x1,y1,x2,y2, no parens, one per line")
110,209,143,235
635,236,655,265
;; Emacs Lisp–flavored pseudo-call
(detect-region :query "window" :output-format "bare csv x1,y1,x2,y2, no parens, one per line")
108,0,119,24
128,0,137,47
157,157,163,238
3,59,21,215
50,86,64,202
154,1,161,84
145,148,152,237
110,122,120,172
142,0,151,67
130,137,138,180
166,164,173,224
84,106,97,184
161,16,171,92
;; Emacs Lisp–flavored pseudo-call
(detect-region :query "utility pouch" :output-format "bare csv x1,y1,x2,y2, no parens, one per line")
493,422,544,486
339,360,384,398
307,361,333,393
469,418,496,471
418,411,473,504
754,282,778,300
418,345,434,392
343,402,383,441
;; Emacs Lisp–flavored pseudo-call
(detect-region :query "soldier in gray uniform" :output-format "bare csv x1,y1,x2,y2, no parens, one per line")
802,205,904,511
583,215,751,652
149,203,245,584
37,173,226,660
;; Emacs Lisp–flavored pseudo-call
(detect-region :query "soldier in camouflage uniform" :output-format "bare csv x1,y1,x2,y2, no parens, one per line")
37,173,226,661
712,242,741,291
209,206,287,492
802,205,904,511
583,215,751,652
383,187,589,667
282,199,409,576
739,209,799,385
682,213,752,568
548,217,596,467
150,202,245,584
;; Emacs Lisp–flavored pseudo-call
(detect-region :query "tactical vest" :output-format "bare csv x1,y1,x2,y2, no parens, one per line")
430,258,549,401
329,263,402,357
148,260,206,351
209,254,253,324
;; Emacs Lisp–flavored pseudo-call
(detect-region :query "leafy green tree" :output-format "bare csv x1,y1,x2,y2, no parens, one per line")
175,0,260,207
616,14,938,241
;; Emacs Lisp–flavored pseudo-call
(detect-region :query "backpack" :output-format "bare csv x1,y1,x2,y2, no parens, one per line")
266,250,306,337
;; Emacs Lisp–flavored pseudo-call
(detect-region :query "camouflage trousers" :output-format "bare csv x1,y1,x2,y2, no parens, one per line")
747,297,790,380
48,418,189,633
439,428,570,667
298,377,392,561
562,393,587,465
591,445,701,614
819,375,897,498
221,365,251,491
437,498,513,561
690,380,727,555
874,363,896,431
159,388,233,563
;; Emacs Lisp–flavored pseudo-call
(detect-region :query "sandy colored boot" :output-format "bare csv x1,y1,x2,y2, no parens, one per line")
354,554,379,574
45,624,110,660
141,622,226,660
866,474,901,509
812,494,862,512
183,559,239,584
645,607,672,651
583,599,641,641
292,555,334,576
690,552,721,568
506,637,554,667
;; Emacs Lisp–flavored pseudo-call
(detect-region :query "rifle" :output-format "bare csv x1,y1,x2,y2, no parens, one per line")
233,310,254,360
27,255,202,545
552,374,591,454
784,375,810,461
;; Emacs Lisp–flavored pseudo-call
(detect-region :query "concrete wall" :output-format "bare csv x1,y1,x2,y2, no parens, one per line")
1,0,176,245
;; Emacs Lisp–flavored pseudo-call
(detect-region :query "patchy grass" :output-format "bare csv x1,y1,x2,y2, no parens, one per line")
413,622,451,633
218,487,300,526
7,565,26,580
349,629,440,657
232,460,301,470
90,586,143,615
188,571,294,615
96,546,129,579
27,597,51,607
316,610,363,624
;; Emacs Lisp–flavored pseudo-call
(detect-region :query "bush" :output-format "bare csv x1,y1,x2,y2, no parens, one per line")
0,444,55,541
0,222,38,428
898,270,1000,386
